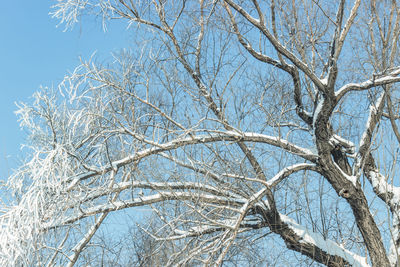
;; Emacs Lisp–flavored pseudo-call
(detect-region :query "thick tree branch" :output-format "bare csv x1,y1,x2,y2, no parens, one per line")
256,204,369,267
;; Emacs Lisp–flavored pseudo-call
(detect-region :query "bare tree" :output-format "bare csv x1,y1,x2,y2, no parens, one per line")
2,0,400,266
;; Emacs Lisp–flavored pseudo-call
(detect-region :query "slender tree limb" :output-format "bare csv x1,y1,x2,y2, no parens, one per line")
335,68,400,100
223,0,325,90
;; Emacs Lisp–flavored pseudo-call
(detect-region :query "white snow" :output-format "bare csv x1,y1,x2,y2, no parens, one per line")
313,97,324,128
266,163,315,187
369,170,400,208
330,134,356,154
335,72,400,98
332,161,358,187
65,131,317,192
224,131,317,158
320,76,328,86
280,214,370,267
354,92,385,176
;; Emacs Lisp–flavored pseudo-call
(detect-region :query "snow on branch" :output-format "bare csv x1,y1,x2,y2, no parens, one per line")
212,163,320,265
65,181,245,210
67,131,318,190
366,170,400,209
336,67,400,100
266,163,319,187
51,0,115,30
280,214,370,267
159,216,261,241
44,192,247,230
353,91,385,178
330,134,356,155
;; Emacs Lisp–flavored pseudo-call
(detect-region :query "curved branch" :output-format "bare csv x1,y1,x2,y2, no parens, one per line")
44,192,247,230
67,132,317,190
364,165,400,210
72,181,245,209
353,91,386,177
336,68,400,100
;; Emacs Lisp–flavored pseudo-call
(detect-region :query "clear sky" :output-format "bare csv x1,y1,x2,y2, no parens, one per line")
0,1,131,178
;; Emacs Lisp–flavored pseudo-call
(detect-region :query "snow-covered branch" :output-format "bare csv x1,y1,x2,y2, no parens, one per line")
266,163,319,187
67,131,317,190
67,181,245,209
280,214,369,267
330,134,356,155
365,170,400,209
336,68,400,100
44,192,247,231
5,1,400,265
353,91,386,177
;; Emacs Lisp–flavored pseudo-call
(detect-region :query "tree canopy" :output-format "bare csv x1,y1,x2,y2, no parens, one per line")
2,0,400,266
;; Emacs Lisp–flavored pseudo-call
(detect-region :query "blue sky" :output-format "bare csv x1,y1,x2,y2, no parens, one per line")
0,1,130,178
